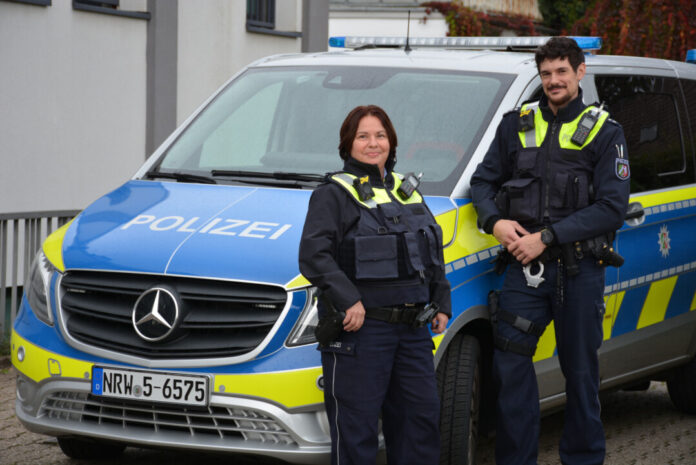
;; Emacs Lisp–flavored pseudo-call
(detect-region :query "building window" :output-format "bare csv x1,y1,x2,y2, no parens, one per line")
73,0,150,20
1,0,51,5
247,0,275,30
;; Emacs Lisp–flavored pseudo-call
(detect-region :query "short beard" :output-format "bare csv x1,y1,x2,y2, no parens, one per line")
546,87,575,108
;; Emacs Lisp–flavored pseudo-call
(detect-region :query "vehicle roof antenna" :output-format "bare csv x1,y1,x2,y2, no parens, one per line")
404,10,412,53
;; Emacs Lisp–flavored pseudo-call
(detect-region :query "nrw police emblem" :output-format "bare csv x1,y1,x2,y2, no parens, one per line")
615,158,630,180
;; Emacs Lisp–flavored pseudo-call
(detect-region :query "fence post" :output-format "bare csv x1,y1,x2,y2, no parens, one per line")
0,210,79,341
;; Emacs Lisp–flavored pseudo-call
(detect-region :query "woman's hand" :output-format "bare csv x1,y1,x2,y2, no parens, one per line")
343,301,366,332
431,312,449,334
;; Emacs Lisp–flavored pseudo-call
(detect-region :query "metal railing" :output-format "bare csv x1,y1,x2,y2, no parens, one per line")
1,210,79,340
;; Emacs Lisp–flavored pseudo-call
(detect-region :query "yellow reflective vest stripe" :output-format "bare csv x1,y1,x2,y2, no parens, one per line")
330,172,424,207
518,103,609,150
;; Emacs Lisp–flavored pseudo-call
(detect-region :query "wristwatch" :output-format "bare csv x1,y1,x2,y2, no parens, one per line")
540,228,554,246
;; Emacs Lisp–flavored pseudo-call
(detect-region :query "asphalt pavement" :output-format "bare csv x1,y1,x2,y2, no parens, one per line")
2,357,696,465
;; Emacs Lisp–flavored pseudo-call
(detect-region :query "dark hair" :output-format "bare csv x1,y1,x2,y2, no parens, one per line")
338,105,398,163
535,37,585,72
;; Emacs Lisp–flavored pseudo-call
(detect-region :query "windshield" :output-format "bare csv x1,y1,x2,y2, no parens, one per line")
155,66,513,195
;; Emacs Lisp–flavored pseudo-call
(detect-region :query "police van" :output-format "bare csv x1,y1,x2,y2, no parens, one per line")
11,36,696,464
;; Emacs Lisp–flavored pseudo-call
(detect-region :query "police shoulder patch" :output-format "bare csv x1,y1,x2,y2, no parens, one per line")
615,158,630,180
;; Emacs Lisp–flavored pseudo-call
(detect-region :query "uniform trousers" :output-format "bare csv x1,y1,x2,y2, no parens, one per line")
494,258,606,465
320,317,440,465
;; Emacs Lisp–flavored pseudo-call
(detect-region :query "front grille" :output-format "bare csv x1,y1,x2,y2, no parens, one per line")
59,271,288,359
41,391,296,445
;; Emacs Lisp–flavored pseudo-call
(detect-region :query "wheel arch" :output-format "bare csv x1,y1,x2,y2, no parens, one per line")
435,303,497,437
434,305,491,368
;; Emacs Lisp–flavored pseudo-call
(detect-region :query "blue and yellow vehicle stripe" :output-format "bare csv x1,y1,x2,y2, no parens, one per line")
12,330,328,409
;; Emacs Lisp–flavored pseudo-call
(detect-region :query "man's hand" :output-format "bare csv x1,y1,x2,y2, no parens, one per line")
492,219,530,248
508,232,546,265
431,312,449,334
343,301,366,332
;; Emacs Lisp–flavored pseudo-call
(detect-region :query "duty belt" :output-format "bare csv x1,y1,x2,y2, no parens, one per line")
365,304,425,324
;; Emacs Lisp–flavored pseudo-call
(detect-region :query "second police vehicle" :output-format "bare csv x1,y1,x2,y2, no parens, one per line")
11,36,696,464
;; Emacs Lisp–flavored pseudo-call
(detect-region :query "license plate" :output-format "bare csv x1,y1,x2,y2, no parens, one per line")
92,367,209,406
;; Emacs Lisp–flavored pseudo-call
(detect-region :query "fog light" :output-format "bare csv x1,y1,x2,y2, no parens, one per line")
17,346,25,362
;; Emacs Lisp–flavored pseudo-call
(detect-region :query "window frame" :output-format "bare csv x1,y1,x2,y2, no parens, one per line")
1,0,51,5
72,0,150,20
593,72,693,193
246,0,275,30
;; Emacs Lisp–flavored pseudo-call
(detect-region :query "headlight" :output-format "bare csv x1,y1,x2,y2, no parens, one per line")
286,287,319,346
26,250,56,326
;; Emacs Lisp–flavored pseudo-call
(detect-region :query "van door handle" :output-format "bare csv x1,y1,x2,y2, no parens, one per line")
625,201,645,226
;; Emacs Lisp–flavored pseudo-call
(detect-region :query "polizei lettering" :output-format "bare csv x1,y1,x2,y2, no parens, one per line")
121,215,292,240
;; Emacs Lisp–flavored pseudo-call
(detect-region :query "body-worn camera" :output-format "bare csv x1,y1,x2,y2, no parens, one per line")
352,175,375,201
397,172,422,200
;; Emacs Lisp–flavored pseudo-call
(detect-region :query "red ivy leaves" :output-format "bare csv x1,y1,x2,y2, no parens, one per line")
570,0,696,60
424,0,696,61
422,1,537,37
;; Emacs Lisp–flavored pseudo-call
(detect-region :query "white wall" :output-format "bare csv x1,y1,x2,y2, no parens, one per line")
176,1,302,125
0,1,148,213
0,0,305,214
329,10,447,48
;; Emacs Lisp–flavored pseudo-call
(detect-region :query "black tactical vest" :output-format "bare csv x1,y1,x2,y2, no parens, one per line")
330,172,444,308
495,102,609,226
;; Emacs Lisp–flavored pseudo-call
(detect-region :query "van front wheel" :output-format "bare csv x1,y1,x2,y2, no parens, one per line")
437,334,481,465
667,357,696,413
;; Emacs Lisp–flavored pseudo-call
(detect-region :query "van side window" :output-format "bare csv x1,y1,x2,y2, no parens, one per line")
595,75,693,193
677,78,696,182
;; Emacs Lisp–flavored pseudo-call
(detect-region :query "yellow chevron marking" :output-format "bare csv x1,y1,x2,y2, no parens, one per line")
435,208,457,246
432,333,445,354
637,276,678,329
691,290,696,311
630,187,696,208
42,219,75,272
443,204,499,264
602,294,614,340
604,291,626,340
285,274,310,290
533,323,555,362
613,291,626,322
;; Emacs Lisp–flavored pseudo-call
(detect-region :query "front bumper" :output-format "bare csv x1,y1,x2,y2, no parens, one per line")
11,332,331,464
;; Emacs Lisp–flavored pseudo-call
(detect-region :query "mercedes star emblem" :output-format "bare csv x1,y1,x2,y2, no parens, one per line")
132,287,180,342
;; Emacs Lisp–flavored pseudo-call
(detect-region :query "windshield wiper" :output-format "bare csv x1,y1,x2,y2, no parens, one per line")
144,170,217,184
211,170,326,183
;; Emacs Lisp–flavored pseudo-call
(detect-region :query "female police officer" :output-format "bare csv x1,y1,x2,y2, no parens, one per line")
299,105,451,465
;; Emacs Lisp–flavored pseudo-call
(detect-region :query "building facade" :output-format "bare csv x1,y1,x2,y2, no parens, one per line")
0,0,327,214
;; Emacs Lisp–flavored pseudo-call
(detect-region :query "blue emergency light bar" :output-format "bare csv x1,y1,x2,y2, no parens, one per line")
329,35,603,52
687,49,696,64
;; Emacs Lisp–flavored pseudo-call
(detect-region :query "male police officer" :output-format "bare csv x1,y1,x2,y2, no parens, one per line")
471,37,631,465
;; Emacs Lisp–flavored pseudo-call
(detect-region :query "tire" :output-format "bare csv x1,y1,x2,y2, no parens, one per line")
437,334,482,465
667,357,696,414
57,436,126,460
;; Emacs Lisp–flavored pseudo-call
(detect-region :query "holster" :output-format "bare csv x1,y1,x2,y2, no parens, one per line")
314,295,345,347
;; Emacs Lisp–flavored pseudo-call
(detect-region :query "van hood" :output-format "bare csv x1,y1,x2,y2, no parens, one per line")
61,180,312,286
